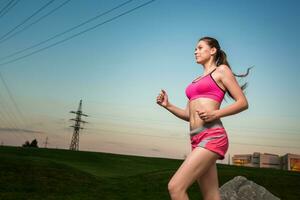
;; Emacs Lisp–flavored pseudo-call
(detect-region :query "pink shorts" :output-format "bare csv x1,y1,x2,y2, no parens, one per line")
190,127,229,160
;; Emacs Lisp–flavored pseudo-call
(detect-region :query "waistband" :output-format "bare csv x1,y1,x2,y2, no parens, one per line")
190,121,224,136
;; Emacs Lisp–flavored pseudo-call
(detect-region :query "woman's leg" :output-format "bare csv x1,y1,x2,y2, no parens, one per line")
196,162,221,200
168,147,219,200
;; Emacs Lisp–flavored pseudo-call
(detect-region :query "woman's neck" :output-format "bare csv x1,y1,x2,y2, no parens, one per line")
202,60,217,74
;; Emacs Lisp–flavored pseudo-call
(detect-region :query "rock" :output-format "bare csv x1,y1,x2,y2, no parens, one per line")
219,176,280,200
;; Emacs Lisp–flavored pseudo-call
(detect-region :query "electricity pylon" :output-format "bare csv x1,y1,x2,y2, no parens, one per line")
69,100,88,150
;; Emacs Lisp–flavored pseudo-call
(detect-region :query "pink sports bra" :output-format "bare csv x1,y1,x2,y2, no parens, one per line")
185,68,226,103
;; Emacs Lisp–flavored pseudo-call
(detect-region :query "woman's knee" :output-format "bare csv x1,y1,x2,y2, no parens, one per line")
168,178,186,194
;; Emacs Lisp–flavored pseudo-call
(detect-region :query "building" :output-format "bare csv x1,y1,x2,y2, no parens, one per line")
251,152,260,168
232,152,299,172
232,154,253,167
259,152,281,169
232,152,280,169
281,153,300,172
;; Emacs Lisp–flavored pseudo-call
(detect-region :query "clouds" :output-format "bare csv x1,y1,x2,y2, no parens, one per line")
0,127,45,134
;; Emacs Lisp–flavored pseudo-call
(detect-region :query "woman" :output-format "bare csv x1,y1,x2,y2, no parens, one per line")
156,36,251,200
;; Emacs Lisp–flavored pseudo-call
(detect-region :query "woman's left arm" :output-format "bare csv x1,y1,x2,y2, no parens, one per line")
216,65,249,118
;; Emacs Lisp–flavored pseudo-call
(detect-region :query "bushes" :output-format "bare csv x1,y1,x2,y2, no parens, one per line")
22,139,38,148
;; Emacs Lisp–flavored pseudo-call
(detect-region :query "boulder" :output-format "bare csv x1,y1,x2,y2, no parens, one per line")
219,176,280,200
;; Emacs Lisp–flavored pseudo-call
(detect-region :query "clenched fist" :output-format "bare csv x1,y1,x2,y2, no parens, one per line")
156,89,169,108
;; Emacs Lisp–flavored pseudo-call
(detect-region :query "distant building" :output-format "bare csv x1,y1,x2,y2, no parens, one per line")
232,152,299,172
281,153,300,172
232,154,253,167
251,152,260,168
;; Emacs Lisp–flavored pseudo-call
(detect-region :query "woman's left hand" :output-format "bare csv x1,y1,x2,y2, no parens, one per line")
196,109,219,122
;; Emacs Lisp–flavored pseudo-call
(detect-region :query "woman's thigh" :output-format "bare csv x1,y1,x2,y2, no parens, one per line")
196,162,220,198
169,147,219,191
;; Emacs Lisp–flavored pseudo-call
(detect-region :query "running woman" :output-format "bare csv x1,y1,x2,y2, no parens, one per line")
156,36,251,200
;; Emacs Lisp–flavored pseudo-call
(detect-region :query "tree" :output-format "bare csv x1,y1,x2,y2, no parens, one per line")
22,141,30,147
30,139,38,148
22,139,39,148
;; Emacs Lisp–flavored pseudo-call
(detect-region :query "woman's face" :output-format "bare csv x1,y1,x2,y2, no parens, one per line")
194,40,216,64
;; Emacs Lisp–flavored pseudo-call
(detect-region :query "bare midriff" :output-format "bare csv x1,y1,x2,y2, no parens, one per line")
189,98,223,131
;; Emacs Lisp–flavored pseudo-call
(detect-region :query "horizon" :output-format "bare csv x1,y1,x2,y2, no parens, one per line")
0,0,299,164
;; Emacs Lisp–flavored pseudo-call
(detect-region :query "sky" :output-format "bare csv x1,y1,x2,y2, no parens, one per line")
0,0,299,163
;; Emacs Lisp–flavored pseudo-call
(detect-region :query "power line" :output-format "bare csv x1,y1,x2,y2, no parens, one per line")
86,127,186,140
0,0,157,67
56,102,300,140
0,0,133,61
85,127,300,149
0,115,26,142
89,114,184,128
0,0,20,18
0,0,55,41
7,97,296,139
89,113,300,136
228,127,300,136
0,87,24,129
230,141,300,150
0,72,27,123
0,91,29,142
0,71,36,140
229,133,300,143
90,117,295,144
0,0,14,15
0,0,72,44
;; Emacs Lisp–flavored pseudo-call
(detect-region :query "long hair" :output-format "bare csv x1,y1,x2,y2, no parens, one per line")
199,36,253,99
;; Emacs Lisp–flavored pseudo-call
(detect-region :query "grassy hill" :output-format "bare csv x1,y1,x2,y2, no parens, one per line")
0,146,299,200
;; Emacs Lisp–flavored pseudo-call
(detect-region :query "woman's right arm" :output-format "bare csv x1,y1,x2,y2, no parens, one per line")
156,89,189,122
164,101,190,122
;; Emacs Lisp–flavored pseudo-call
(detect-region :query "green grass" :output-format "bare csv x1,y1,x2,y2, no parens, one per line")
0,146,299,200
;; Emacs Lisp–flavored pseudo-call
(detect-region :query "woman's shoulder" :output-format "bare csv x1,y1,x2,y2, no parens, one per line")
217,64,230,72
217,64,234,77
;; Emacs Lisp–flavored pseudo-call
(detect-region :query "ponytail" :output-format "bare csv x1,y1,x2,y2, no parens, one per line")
216,49,229,67
200,36,253,100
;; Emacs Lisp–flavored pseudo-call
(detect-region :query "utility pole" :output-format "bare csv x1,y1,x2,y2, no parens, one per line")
69,100,88,151
44,137,48,148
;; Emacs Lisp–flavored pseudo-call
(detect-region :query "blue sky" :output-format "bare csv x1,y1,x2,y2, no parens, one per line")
0,0,299,163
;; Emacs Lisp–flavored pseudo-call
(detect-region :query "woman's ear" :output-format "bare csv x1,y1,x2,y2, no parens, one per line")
210,47,217,56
